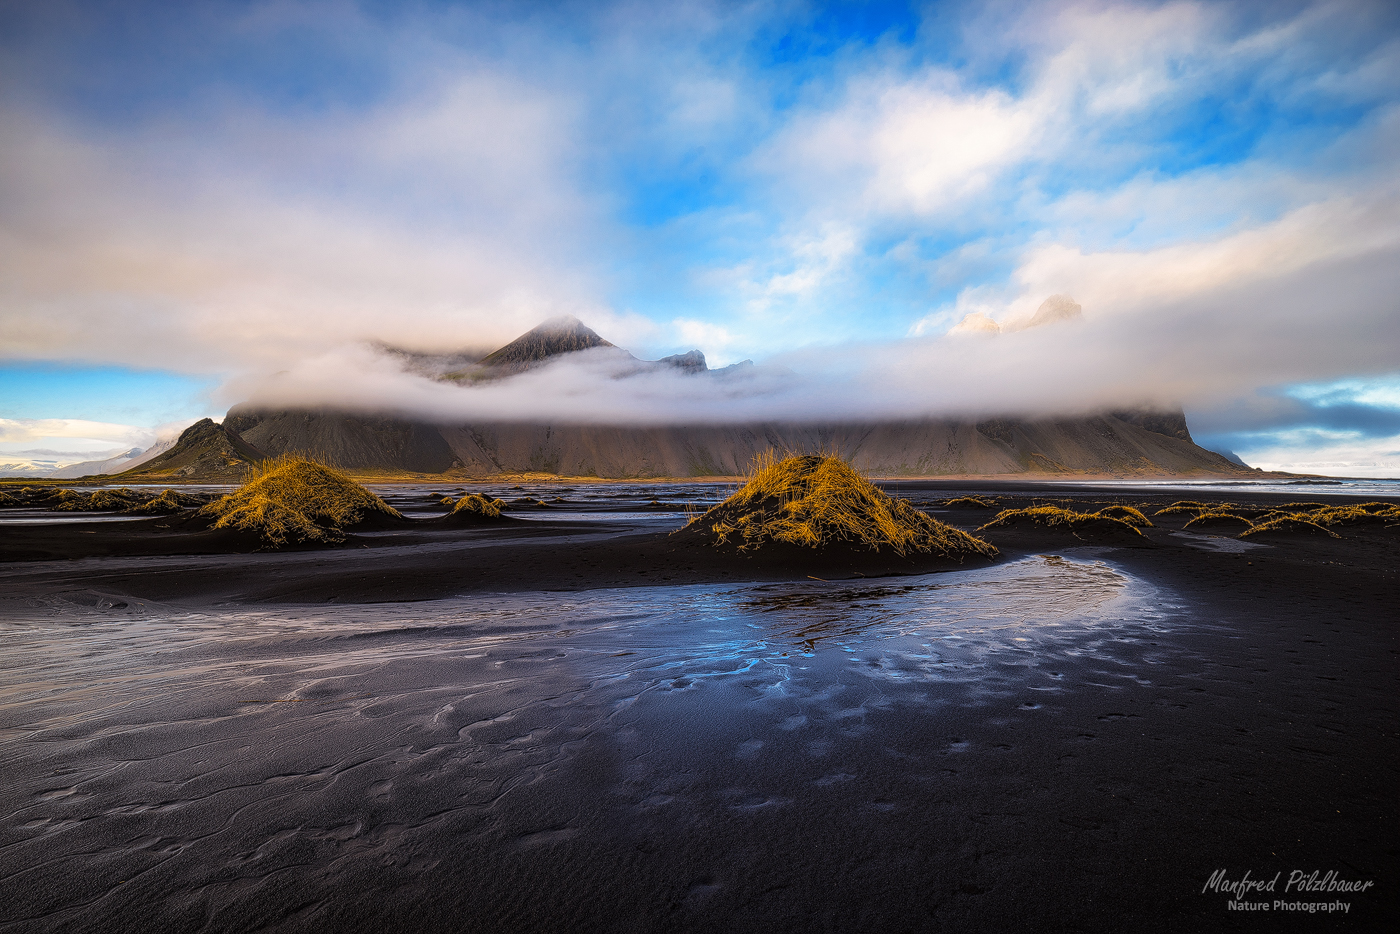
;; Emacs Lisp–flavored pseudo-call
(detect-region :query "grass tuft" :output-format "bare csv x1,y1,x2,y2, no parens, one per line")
978,506,1143,536
685,453,997,559
198,455,401,546
1301,503,1400,527
124,489,200,514
1182,511,1254,531
1094,505,1154,527
1152,501,1216,517
1240,515,1340,539
940,496,998,508
450,494,507,519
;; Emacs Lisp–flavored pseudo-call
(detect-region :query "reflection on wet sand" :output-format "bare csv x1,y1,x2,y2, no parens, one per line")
1,555,1178,934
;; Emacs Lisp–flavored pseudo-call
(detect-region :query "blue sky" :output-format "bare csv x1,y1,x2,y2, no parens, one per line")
2,0,1398,473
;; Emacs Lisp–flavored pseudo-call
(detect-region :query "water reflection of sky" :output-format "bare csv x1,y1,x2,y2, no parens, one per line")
2,555,1176,733
0,553,1193,926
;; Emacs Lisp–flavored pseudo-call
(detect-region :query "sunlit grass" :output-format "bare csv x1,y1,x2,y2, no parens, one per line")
1093,504,1154,527
450,493,507,519
1240,515,1339,539
977,505,1143,536
939,496,998,508
685,452,998,560
1182,511,1254,531
198,454,401,546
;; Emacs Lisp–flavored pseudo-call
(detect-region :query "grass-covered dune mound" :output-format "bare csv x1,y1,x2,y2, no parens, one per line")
1151,499,1398,540
939,496,999,509
1094,504,1154,527
978,506,1146,539
437,493,511,526
197,455,403,546
0,486,208,514
679,454,997,561
1240,515,1339,539
1183,511,1255,531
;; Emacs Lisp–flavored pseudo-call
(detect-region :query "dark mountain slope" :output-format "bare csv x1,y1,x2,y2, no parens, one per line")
112,419,266,481
220,410,1247,478
223,409,458,473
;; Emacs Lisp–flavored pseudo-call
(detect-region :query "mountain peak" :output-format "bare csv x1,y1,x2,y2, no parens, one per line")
479,316,615,373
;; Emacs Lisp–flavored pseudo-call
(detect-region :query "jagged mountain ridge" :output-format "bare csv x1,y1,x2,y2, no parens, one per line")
210,317,1252,478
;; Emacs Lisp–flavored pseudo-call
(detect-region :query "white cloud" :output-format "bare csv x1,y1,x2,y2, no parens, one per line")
1234,429,1400,478
0,418,155,445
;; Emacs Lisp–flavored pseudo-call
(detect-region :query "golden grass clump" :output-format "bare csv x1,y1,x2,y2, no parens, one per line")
1094,505,1154,527
1300,503,1400,527
978,506,1143,536
88,489,143,510
46,490,85,510
1152,501,1217,517
688,453,997,559
124,489,198,514
1182,511,1254,531
940,496,998,508
450,494,507,519
198,455,401,546
1240,515,1340,539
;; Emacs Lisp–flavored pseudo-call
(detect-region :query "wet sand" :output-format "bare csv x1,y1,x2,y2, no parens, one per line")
1,483,1396,932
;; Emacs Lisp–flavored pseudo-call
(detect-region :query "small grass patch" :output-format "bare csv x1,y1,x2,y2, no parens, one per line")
1152,501,1216,517
125,489,201,515
450,494,507,519
684,453,997,560
1183,511,1254,531
1094,505,1154,527
1240,515,1340,539
50,489,140,512
978,506,1143,536
939,496,998,508
198,455,402,546
1301,503,1400,527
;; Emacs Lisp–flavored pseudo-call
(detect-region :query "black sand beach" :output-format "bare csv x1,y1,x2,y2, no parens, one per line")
1,481,1396,932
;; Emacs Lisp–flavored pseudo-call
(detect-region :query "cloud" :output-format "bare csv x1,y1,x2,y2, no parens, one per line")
2,0,1399,476
0,50,612,371
1225,428,1400,477
0,417,155,445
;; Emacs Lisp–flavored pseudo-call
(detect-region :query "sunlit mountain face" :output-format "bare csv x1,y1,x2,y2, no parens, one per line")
2,0,1398,476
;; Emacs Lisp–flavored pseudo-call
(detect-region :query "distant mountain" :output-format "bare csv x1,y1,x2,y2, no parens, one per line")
111,419,265,481
209,316,1258,479
47,447,146,479
0,460,61,478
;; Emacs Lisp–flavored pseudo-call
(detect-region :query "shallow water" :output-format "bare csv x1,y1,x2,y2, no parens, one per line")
1047,476,1400,496
0,510,153,525
0,554,1188,929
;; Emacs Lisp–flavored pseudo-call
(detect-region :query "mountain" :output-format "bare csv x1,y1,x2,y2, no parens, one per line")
47,438,183,479
111,419,266,480
209,317,1256,479
0,460,61,478
47,447,146,479
222,409,1247,478
223,409,457,474
472,315,617,375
